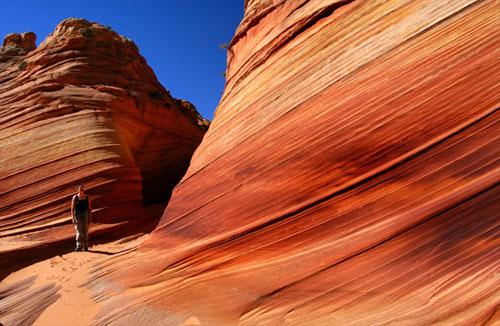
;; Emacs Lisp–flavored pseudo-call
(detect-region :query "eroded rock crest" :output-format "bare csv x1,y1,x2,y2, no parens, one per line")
1,32,36,56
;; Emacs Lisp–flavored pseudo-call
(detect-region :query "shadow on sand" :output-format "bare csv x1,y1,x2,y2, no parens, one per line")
85,248,133,255
85,249,116,255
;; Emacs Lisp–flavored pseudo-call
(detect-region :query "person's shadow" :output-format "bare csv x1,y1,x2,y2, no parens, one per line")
86,249,116,255
86,248,132,255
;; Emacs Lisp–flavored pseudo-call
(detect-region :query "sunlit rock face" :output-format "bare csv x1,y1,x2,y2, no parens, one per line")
0,18,208,261
91,1,499,325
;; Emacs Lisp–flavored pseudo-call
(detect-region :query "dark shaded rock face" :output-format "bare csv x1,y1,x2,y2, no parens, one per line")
0,18,208,262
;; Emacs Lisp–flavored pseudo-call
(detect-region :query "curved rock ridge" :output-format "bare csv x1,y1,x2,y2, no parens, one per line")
90,1,499,325
0,18,208,263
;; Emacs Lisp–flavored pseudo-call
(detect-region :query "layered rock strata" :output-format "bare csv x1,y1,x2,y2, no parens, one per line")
0,18,208,264
91,0,499,324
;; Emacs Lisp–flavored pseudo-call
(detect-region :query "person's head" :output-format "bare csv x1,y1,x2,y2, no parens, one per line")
78,184,85,196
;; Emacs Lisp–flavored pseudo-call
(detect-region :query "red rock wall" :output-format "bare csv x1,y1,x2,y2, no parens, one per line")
0,19,207,259
92,1,499,324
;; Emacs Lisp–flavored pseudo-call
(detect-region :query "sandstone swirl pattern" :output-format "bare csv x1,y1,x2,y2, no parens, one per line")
0,19,208,264
88,1,497,324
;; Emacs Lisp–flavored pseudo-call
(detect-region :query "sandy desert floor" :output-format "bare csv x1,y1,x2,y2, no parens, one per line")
1,235,144,326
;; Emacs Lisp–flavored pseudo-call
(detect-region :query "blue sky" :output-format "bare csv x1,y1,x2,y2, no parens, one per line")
0,0,243,119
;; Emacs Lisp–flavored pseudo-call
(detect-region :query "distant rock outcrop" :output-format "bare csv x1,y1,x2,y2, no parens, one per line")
1,32,36,55
0,18,208,264
89,0,499,325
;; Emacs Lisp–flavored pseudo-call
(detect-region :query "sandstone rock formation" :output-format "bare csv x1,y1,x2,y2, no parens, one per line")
90,0,499,324
0,18,208,268
1,32,36,55
0,276,60,325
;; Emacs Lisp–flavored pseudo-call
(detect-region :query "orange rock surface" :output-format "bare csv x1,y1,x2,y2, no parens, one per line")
0,19,208,265
90,0,499,324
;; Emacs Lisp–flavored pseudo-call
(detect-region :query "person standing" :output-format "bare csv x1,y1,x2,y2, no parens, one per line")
71,184,92,251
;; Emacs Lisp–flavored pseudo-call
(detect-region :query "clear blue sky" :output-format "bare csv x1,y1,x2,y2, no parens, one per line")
0,0,243,119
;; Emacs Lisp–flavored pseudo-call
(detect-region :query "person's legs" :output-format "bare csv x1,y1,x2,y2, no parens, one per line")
74,224,78,251
75,211,89,251
75,211,90,251
83,220,89,251
82,211,89,251
75,222,84,251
